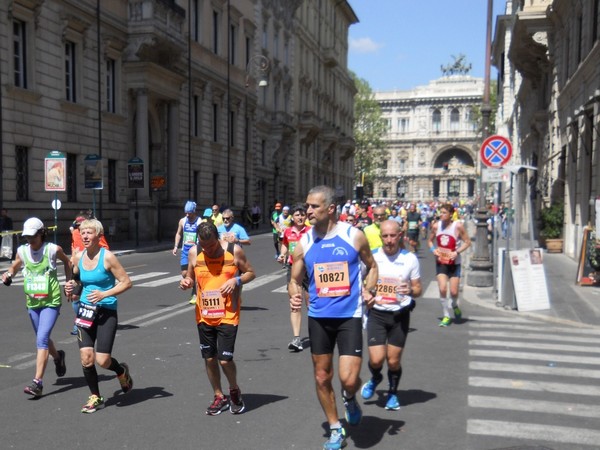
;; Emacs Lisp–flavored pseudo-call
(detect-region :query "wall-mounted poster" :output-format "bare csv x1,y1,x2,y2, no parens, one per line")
45,151,66,192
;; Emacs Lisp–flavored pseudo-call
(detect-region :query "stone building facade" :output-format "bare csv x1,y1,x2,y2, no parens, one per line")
373,75,483,203
493,0,600,259
0,0,357,242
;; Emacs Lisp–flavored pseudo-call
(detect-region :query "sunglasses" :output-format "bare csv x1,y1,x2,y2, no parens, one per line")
223,216,233,220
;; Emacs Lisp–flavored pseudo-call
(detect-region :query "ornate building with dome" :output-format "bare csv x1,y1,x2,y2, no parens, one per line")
373,75,484,203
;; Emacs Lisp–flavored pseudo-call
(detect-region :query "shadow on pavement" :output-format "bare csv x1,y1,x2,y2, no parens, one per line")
107,385,174,408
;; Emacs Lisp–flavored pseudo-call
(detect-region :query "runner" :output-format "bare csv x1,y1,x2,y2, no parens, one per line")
2,218,71,397
427,203,471,327
65,218,133,413
180,222,256,415
277,204,311,352
173,201,202,304
289,185,378,450
360,220,422,410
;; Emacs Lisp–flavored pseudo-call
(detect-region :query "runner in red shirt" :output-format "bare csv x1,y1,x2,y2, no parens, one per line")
277,204,311,352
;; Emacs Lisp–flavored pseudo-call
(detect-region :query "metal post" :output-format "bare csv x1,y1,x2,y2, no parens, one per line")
467,0,494,287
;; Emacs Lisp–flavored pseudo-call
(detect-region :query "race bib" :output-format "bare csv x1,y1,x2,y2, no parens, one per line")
75,304,98,329
437,248,455,265
375,277,402,305
24,273,49,299
201,289,226,318
314,262,350,297
183,230,197,246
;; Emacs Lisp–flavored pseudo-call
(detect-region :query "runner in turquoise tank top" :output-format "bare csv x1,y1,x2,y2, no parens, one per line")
65,219,133,413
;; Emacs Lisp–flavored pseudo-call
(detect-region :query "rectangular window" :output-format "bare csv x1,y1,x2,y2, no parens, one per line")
229,24,236,65
229,109,235,147
261,139,266,166
193,170,199,202
245,36,250,66
106,58,116,113
594,0,600,42
212,103,218,142
193,95,199,137
108,159,116,203
577,14,583,63
212,10,219,54
67,153,77,202
65,41,77,102
192,0,200,42
229,176,235,206
13,20,27,88
16,146,29,201
432,180,440,198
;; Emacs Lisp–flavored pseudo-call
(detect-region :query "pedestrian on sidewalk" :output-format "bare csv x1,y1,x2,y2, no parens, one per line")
2,217,71,398
180,222,256,416
360,220,422,411
173,201,202,304
289,185,378,450
427,203,471,327
65,218,133,413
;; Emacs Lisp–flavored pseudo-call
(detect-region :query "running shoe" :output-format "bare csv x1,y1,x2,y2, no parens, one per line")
81,394,105,413
229,387,246,414
117,363,133,393
24,380,43,397
439,316,452,327
54,349,66,377
342,391,362,426
323,427,347,450
206,394,230,415
189,294,197,305
288,337,303,352
70,326,78,336
360,375,382,400
453,306,462,320
385,393,401,411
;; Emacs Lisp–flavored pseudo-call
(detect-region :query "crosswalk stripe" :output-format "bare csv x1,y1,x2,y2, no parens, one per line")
469,322,600,335
467,315,538,324
470,329,600,344
7,353,35,363
469,360,600,379
136,275,182,287
467,419,600,446
470,348,600,365
469,376,600,396
272,285,287,293
129,272,169,282
469,394,600,419
243,271,286,291
470,339,600,354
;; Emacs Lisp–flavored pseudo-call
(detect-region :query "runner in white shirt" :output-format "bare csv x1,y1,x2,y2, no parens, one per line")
360,220,422,411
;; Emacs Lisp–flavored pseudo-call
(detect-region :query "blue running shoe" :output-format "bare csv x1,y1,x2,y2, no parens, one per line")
323,427,347,450
385,393,401,411
360,376,382,400
342,391,362,426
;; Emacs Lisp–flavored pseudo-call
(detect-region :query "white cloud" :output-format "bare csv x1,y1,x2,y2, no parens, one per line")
349,37,383,54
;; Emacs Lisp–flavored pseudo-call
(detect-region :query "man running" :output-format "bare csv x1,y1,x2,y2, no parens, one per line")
180,222,256,415
427,203,471,327
173,201,202,304
289,185,378,450
360,220,421,410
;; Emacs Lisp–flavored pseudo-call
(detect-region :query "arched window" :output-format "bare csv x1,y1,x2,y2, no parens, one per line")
450,108,460,131
432,109,441,132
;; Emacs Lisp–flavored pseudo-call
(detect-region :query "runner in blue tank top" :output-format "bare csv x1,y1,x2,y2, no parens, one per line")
289,185,378,450
173,201,202,304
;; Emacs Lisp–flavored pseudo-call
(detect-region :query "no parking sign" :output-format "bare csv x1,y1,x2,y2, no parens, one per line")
480,135,512,168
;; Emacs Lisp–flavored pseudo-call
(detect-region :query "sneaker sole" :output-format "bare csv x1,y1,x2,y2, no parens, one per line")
230,404,246,414
81,403,105,414
385,405,401,411
119,363,133,394
24,388,42,398
206,407,229,416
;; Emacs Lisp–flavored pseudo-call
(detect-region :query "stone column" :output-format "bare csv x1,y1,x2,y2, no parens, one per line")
136,89,150,202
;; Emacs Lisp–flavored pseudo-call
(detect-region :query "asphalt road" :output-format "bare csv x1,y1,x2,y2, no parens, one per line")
1,233,599,449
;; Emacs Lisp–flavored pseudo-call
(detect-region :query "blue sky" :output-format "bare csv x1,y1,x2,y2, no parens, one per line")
348,0,507,92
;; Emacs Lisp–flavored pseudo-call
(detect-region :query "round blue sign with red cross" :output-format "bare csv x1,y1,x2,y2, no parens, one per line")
480,135,513,167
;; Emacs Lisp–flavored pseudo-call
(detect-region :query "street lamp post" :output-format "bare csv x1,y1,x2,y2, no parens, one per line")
467,0,494,287
244,54,270,209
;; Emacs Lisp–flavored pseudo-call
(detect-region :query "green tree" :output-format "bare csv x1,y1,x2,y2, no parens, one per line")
352,72,388,195
471,80,497,135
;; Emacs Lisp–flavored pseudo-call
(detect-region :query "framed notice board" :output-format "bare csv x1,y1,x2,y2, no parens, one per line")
577,228,600,286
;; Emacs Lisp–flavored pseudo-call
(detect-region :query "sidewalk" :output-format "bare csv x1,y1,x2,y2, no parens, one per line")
462,249,600,329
